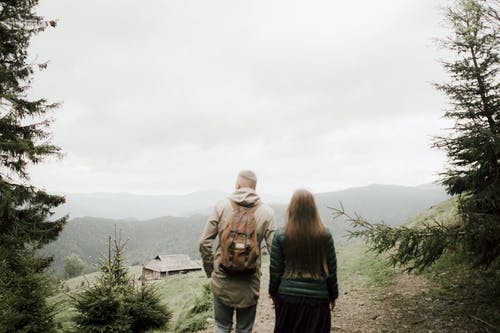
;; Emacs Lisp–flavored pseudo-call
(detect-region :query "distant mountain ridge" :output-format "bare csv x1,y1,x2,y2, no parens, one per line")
314,183,449,226
56,184,445,220
44,183,449,275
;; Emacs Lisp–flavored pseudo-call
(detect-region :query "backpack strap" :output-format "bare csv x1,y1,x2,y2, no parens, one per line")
227,200,241,266
245,204,259,246
229,200,241,234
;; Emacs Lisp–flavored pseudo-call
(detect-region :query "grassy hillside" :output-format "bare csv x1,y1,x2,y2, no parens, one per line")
405,197,459,228
41,215,208,275
315,183,449,227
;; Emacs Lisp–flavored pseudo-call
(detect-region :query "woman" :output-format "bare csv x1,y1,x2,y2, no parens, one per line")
269,189,338,333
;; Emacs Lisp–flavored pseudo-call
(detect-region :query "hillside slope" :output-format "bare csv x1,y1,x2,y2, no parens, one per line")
315,183,449,227
405,197,459,228
42,215,207,275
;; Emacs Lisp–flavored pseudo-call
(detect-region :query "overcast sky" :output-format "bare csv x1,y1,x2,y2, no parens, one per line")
28,0,454,196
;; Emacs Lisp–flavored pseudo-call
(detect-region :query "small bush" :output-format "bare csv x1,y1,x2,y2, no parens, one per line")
125,284,172,333
64,254,86,278
74,282,131,332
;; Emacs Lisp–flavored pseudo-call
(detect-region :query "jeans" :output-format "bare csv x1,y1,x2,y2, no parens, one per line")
214,297,257,333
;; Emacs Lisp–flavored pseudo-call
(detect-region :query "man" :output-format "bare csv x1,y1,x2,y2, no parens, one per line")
199,170,276,333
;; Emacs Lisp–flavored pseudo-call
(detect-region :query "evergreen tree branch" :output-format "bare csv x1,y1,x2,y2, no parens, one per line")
331,205,465,272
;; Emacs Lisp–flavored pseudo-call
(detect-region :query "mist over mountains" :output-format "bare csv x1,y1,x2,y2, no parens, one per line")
44,183,449,275
55,190,228,220
56,190,287,220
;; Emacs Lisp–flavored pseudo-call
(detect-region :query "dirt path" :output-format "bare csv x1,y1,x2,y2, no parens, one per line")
199,266,387,332
199,268,490,333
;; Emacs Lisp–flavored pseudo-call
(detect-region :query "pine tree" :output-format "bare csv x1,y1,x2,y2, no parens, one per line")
434,0,499,266
0,1,67,331
333,0,499,271
74,230,172,333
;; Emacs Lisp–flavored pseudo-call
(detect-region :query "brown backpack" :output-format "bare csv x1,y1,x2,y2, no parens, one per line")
219,200,260,276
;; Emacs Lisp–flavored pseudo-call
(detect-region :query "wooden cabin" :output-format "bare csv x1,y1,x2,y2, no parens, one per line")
142,254,202,280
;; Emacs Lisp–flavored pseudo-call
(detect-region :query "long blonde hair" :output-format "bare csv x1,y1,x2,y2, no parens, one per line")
284,189,328,279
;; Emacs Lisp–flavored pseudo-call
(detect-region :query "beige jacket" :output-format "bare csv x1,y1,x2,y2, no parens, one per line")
199,188,276,308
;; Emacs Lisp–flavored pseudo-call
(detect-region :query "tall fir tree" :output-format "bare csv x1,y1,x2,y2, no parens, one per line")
0,1,67,332
333,0,499,271
433,0,499,266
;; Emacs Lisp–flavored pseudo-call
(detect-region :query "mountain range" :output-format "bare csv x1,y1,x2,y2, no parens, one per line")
43,183,449,275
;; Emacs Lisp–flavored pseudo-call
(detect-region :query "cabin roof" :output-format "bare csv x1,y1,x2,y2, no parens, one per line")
143,254,201,272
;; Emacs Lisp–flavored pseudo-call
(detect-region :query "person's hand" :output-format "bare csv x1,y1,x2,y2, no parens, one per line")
270,295,276,309
330,300,336,312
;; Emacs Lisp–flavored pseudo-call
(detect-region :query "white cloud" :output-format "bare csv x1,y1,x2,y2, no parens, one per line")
29,0,452,196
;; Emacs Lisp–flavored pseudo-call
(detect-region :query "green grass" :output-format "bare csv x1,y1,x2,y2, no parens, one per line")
422,253,500,329
337,241,395,291
149,270,208,326
173,283,213,333
405,197,459,228
50,292,77,333
403,197,500,329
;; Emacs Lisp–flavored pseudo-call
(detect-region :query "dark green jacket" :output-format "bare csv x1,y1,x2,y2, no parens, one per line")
268,228,338,301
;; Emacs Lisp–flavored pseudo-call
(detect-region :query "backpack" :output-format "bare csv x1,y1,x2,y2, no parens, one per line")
219,200,260,276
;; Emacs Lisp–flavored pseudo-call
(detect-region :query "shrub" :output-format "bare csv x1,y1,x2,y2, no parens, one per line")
73,231,172,332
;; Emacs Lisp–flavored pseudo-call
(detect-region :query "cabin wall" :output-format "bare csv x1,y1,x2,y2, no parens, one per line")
142,268,161,280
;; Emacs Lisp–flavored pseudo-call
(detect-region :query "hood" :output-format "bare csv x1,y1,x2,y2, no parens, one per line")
229,188,261,207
